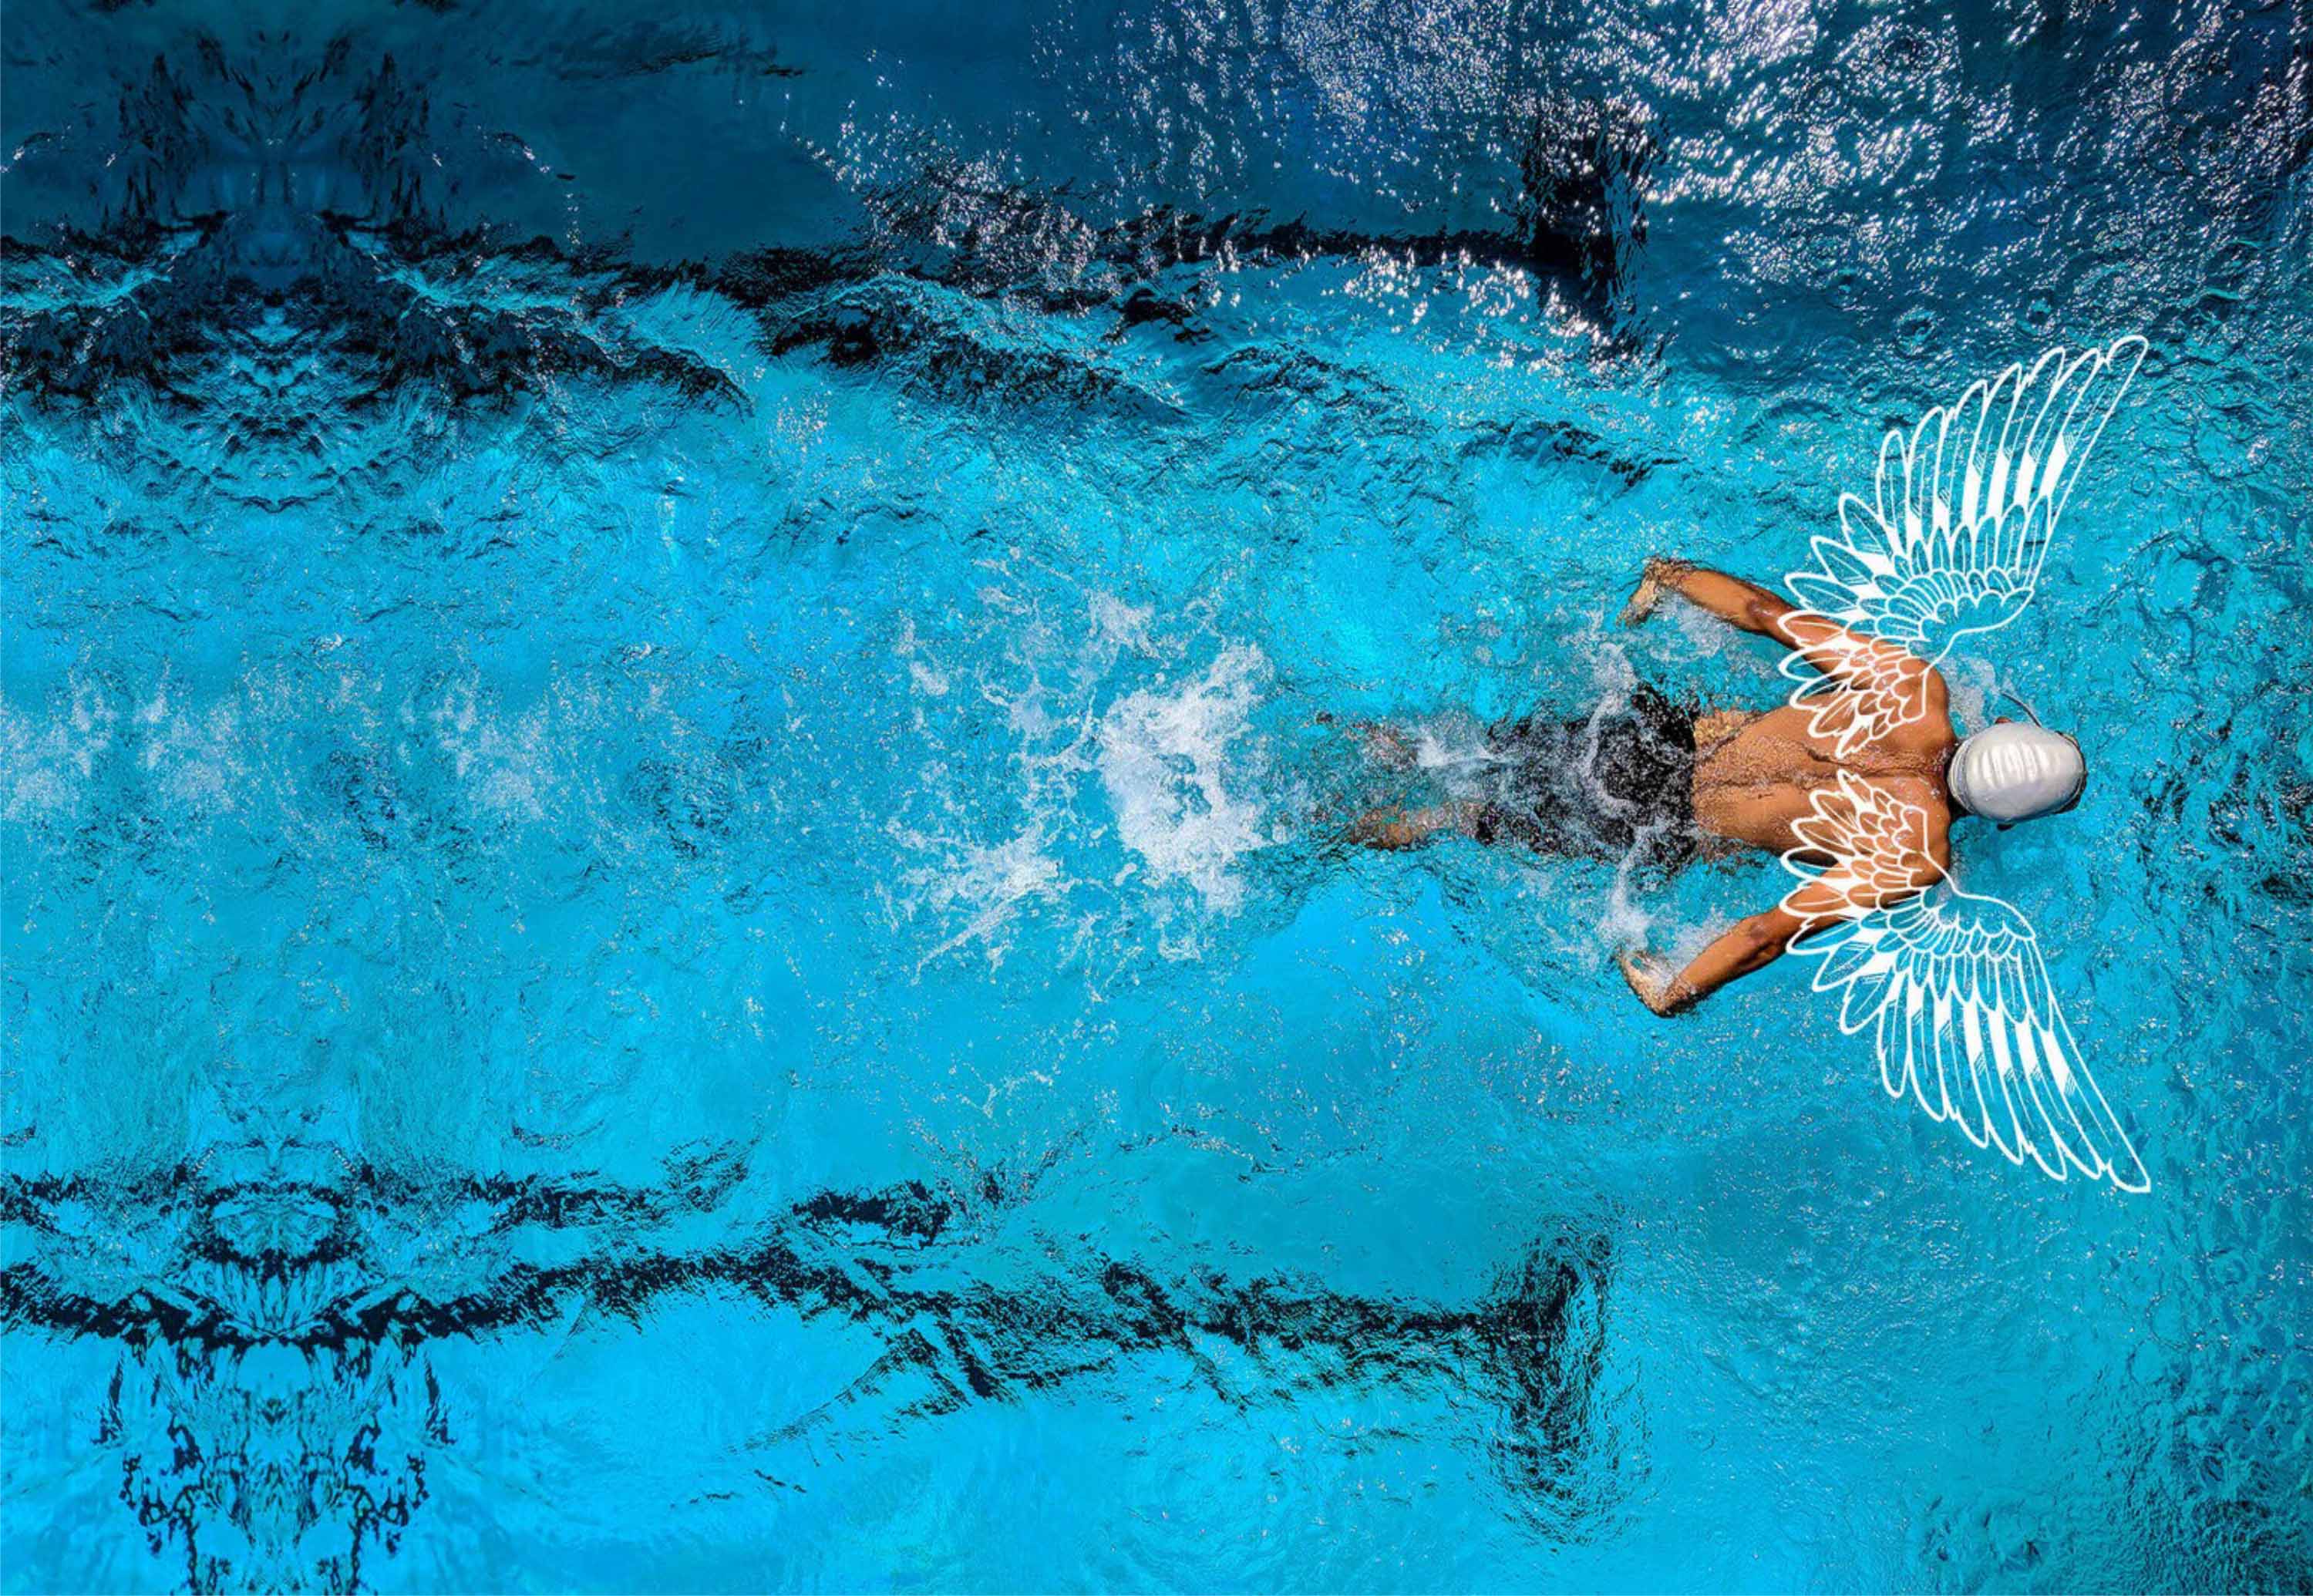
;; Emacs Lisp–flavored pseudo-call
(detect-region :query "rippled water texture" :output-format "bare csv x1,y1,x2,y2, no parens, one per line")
4,1,2309,1590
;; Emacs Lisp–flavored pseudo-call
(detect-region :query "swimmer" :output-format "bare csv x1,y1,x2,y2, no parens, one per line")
1345,557,2087,1016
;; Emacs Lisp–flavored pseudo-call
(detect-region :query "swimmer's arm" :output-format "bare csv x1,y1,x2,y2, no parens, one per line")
1617,878,1879,1016
1621,561,1797,638
1618,907,1804,1015
1622,559,1940,699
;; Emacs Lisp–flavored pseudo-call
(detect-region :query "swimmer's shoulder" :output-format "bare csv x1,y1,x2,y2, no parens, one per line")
1877,774,1953,879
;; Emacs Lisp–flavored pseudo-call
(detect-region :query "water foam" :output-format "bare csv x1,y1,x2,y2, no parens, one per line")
1096,645,1271,913
907,826,1065,970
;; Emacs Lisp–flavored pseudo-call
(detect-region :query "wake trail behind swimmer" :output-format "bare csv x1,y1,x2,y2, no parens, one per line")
1339,680,1706,880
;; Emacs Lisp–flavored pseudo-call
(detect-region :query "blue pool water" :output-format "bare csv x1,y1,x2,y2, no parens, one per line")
3,1,2308,1590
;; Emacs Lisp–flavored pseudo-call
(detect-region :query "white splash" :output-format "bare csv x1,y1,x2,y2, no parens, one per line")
0,673,120,824
430,679,553,823
909,827,1064,969
1595,864,1655,951
1089,591,1156,655
136,685,244,813
1097,645,1271,912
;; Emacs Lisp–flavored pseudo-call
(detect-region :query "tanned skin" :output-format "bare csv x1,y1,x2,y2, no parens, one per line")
1611,559,1955,1016
1345,558,1961,1015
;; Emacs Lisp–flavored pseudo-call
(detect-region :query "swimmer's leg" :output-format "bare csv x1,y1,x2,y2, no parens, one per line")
1343,802,1485,850
1314,711,1427,771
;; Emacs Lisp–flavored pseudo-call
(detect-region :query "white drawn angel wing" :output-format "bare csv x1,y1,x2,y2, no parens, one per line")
1779,335,2147,755
1780,774,2149,1191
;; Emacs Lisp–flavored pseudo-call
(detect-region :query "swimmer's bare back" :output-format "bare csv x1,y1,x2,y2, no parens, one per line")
1616,559,1958,1015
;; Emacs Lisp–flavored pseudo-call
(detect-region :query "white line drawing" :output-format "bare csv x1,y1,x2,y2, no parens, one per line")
1779,335,2148,755
1779,773,2150,1191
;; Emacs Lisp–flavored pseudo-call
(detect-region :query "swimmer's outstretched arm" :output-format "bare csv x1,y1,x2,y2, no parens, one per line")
1620,558,1940,700
1617,907,1805,1015
1619,559,1796,636
1615,877,1869,1016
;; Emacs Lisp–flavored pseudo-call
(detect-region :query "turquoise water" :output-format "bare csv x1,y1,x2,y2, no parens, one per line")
3,1,2308,1590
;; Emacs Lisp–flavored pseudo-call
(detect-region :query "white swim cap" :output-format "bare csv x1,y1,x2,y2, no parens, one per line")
1949,722,2086,822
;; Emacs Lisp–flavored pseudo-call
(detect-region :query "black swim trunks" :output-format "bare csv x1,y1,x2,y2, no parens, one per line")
1473,682,1699,875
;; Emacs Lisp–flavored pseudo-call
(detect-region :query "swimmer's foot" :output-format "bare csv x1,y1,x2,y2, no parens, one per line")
1357,721,1418,770
1617,948,1692,1016
1342,806,1422,850
1344,802,1480,851
1319,714,1419,771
